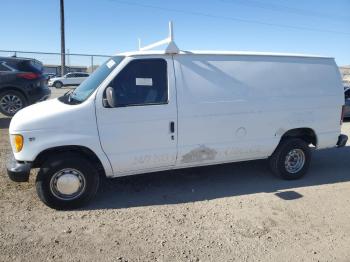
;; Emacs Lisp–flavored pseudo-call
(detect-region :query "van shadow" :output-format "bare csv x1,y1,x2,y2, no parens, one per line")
86,146,350,210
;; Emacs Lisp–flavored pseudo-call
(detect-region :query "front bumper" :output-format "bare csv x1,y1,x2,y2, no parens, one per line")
337,134,348,148
7,155,31,182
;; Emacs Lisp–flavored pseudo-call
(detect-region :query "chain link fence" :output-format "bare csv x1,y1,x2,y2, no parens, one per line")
0,50,111,76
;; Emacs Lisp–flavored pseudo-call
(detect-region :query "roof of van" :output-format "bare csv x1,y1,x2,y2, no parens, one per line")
117,50,333,59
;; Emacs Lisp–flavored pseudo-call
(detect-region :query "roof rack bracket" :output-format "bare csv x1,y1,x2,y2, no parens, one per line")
138,21,179,54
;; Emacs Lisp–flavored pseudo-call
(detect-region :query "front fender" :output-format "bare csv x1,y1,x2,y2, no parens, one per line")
12,129,114,177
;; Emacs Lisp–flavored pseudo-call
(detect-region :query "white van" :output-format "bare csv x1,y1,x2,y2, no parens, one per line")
6,29,347,209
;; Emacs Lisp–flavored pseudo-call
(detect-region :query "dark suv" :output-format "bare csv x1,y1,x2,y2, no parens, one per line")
0,57,51,116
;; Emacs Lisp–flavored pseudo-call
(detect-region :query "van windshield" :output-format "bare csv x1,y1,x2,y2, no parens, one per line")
59,56,124,104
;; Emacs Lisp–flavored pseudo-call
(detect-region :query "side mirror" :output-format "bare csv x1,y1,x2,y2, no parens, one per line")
105,86,116,107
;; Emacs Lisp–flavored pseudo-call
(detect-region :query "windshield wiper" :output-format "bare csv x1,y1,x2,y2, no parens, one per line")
64,88,75,97
68,89,83,105
58,88,80,104
68,92,80,104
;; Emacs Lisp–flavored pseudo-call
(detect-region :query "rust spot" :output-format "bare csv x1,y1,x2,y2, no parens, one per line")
181,145,217,163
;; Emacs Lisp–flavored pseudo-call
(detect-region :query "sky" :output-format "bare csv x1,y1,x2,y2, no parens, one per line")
0,0,349,66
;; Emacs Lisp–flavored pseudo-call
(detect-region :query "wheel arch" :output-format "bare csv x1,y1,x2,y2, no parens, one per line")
280,127,317,147
32,145,106,177
0,86,29,102
53,80,63,87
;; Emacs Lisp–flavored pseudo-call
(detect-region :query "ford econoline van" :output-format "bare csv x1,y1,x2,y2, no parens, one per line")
6,30,347,209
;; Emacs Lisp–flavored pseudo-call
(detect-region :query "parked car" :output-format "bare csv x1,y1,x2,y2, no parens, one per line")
0,57,51,116
344,87,350,118
6,46,347,209
43,73,56,80
48,72,89,88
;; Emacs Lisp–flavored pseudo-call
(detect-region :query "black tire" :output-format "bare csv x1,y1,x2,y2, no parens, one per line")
36,153,100,210
54,81,63,88
269,138,311,180
0,90,27,117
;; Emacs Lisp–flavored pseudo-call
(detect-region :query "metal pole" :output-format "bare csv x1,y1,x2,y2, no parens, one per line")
91,56,94,73
60,0,66,76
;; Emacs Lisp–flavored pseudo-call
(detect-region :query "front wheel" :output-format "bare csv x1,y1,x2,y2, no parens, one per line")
269,138,311,180
0,90,26,117
54,81,63,88
36,153,100,210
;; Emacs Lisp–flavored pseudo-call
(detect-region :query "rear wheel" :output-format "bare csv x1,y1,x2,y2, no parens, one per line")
54,81,63,88
0,90,26,117
36,153,100,210
269,138,311,180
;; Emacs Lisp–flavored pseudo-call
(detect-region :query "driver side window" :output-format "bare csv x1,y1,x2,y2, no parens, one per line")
107,59,168,107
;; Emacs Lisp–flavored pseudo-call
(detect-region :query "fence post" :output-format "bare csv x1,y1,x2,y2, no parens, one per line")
60,0,66,76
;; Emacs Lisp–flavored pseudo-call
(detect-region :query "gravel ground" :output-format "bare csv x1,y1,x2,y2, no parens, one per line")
1,87,350,261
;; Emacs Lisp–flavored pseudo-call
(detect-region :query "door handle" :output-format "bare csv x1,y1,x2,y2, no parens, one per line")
170,121,175,133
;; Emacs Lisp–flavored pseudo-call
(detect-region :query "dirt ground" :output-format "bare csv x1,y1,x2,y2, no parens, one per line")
1,87,350,261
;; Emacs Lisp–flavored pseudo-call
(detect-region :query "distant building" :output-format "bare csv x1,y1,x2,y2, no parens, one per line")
340,66,350,87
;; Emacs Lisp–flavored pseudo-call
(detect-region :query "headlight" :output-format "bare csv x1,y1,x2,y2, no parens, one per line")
12,134,23,152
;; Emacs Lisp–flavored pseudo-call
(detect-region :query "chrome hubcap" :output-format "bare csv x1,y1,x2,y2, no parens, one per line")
50,168,86,200
0,94,23,114
284,149,305,173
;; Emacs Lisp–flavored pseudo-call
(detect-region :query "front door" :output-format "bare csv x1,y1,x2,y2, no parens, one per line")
71,73,81,85
96,57,177,175
64,73,75,85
